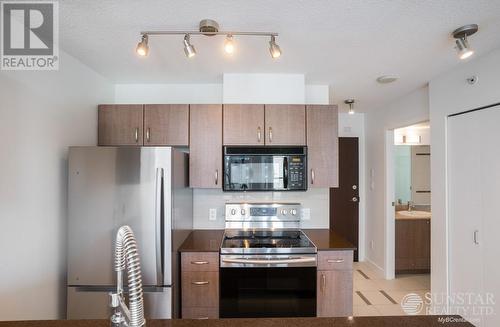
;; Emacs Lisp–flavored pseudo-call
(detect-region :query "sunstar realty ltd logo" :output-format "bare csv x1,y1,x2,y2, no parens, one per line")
1,0,59,70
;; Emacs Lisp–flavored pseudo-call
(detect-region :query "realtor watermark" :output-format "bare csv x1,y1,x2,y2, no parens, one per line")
1,0,59,70
401,291,495,324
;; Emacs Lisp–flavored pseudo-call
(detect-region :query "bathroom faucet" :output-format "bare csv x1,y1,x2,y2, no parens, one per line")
407,201,414,212
109,226,146,327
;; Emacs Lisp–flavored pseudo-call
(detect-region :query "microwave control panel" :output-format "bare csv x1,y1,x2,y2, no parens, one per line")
288,156,306,189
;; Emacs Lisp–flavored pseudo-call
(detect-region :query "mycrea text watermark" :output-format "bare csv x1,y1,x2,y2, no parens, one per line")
1,0,59,70
401,291,495,324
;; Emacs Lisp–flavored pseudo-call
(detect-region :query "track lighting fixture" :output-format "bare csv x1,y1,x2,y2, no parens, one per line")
136,19,280,59
452,24,478,60
344,99,355,115
224,35,235,54
136,34,149,57
269,35,281,59
183,34,196,58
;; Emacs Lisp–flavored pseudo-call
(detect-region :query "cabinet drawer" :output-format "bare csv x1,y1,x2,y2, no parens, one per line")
182,307,218,319
318,251,353,271
181,252,219,272
181,272,219,308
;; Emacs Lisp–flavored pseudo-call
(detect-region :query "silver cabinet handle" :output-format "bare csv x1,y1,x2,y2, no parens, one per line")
311,169,315,184
327,258,345,263
134,128,139,143
473,230,479,245
257,126,262,143
269,127,273,143
215,169,219,185
321,273,326,293
191,281,209,285
146,127,151,142
191,261,209,265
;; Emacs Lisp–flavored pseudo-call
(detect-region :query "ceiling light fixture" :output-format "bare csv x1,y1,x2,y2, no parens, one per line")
183,34,196,58
376,75,398,84
344,99,355,115
269,35,281,58
452,24,478,60
136,19,280,59
136,34,149,57
224,35,235,54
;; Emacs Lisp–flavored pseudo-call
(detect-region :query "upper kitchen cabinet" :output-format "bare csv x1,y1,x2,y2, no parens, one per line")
98,105,144,146
189,104,223,188
264,105,306,145
306,105,339,188
223,104,265,146
144,104,189,146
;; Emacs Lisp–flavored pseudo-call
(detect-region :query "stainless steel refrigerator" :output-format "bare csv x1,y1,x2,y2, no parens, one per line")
67,147,192,319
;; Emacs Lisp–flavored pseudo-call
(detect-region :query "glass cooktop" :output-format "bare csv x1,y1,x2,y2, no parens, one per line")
220,230,317,254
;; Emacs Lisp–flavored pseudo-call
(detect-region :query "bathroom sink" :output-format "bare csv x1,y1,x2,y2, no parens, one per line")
396,210,431,219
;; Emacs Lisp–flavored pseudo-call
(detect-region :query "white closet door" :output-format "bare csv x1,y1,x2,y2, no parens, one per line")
448,110,484,326
477,107,500,327
448,105,500,327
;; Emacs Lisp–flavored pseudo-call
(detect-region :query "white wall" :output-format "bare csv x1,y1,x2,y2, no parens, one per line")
0,52,114,320
364,86,429,274
429,48,500,310
114,83,222,104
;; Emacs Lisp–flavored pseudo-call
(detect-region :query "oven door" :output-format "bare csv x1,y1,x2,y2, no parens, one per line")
223,154,287,191
220,255,317,318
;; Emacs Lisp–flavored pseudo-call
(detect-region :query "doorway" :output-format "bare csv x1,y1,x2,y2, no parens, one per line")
330,137,359,261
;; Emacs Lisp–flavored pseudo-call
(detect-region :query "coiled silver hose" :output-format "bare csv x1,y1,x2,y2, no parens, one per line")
115,225,145,327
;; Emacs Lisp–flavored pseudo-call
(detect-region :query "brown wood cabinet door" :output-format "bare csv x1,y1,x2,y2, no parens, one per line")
189,104,222,188
98,105,143,146
414,219,431,271
223,104,264,145
264,105,306,145
307,105,339,188
317,270,353,317
144,104,189,146
395,219,431,273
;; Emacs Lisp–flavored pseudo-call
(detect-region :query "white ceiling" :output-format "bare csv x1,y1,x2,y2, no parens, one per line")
59,0,500,112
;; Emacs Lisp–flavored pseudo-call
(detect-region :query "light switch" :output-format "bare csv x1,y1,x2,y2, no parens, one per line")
209,208,217,221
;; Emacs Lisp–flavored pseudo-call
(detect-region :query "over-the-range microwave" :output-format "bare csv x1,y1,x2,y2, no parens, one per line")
223,146,307,192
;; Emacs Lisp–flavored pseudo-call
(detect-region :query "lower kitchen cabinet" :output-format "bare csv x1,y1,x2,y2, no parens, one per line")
316,250,353,317
395,218,430,274
181,252,219,319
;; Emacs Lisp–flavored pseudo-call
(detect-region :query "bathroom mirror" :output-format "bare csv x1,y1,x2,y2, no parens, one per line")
395,145,431,205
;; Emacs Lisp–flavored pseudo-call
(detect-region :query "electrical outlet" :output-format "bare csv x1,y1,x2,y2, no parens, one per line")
370,240,374,249
209,208,217,221
302,208,311,220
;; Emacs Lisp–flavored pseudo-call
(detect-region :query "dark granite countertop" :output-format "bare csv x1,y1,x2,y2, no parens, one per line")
178,230,224,252
302,229,357,251
0,316,473,327
178,229,355,252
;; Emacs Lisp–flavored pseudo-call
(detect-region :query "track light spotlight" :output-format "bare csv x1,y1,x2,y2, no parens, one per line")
183,34,196,58
344,99,355,115
452,24,478,60
224,35,235,54
269,35,281,58
136,34,149,57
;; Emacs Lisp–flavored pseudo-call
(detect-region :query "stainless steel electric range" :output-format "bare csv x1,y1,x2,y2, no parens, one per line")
219,203,318,318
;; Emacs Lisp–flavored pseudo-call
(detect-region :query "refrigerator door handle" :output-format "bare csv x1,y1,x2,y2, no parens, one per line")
155,167,165,286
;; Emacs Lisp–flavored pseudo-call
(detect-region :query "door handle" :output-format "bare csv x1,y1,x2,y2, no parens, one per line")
311,169,315,185
473,230,479,245
257,127,262,143
146,127,151,142
215,169,219,185
134,128,139,143
327,258,345,263
191,281,209,286
283,157,289,189
269,127,273,143
155,168,165,286
191,261,209,265
321,274,326,293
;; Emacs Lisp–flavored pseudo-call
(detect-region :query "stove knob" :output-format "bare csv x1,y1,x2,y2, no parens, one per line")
281,209,288,215
241,209,246,215
291,209,297,215
231,209,237,216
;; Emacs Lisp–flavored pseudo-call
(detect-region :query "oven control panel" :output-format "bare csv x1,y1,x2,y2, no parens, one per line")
225,203,302,222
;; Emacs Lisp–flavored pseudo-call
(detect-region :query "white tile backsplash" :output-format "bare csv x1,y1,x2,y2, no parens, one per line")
193,188,330,229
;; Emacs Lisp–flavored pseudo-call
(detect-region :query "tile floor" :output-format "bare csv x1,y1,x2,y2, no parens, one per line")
353,261,430,316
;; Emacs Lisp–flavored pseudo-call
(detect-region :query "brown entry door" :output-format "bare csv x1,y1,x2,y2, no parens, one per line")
330,137,359,261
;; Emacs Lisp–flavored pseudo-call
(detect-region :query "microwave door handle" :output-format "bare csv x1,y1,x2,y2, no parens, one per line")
155,168,164,286
283,157,289,189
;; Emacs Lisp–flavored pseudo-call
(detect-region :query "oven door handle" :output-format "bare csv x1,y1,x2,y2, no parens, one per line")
221,257,316,265
283,157,289,189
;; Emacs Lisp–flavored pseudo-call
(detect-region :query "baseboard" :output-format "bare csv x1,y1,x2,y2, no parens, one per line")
364,258,386,279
